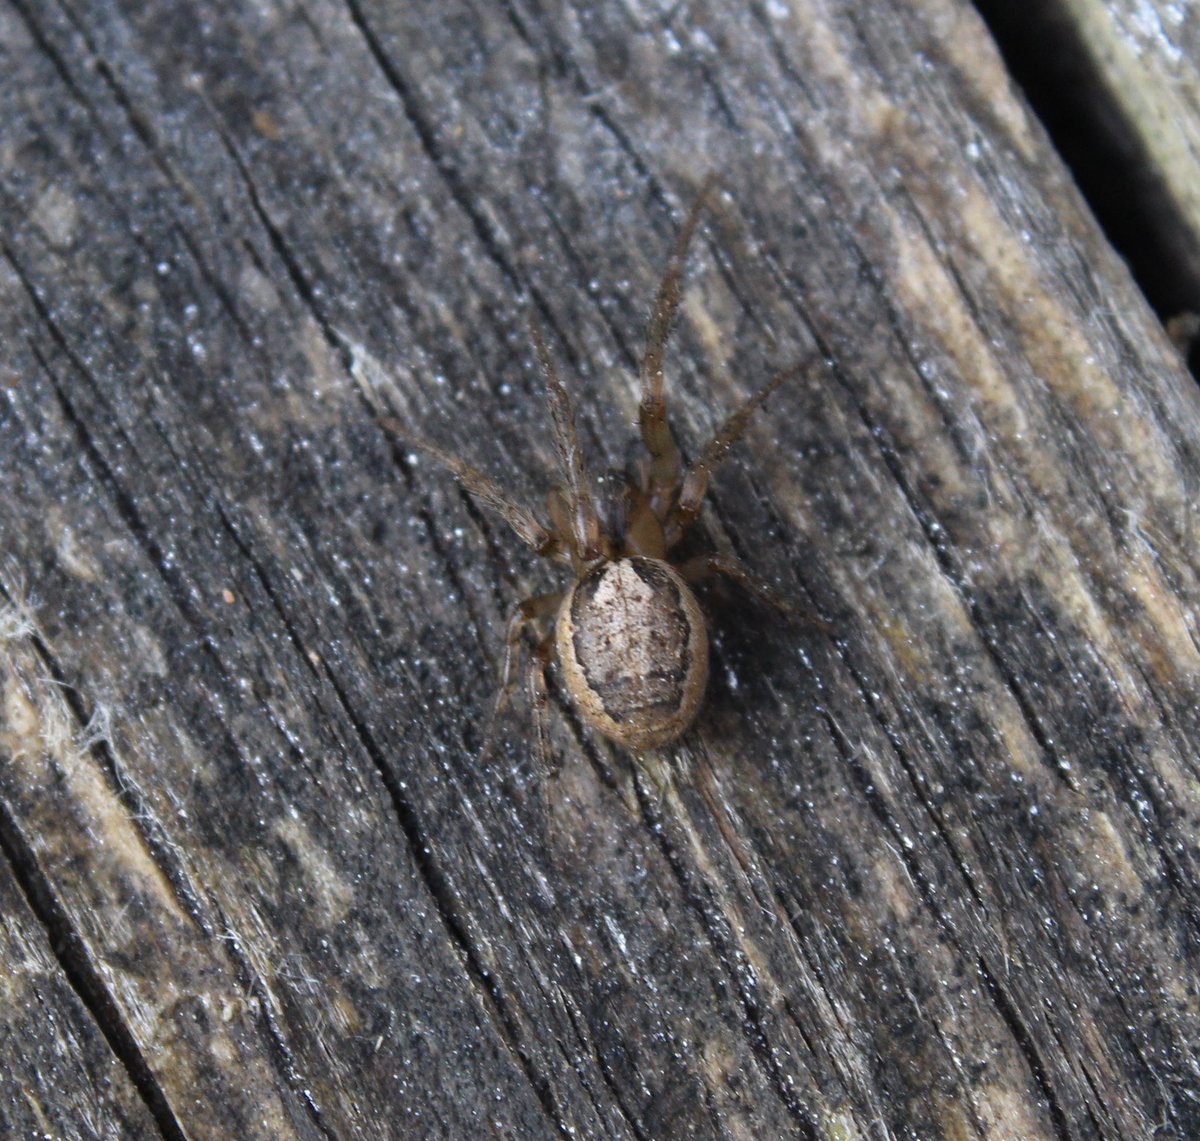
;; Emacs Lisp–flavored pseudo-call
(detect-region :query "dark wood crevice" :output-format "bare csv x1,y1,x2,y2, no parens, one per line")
975,0,1200,326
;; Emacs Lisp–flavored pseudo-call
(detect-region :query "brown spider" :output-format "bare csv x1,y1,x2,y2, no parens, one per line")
383,182,787,755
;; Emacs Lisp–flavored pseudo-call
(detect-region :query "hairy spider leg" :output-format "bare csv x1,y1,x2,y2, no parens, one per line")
526,631,555,792
476,590,562,766
546,486,598,562
529,317,602,566
380,418,563,559
667,366,793,544
620,482,668,560
638,174,720,504
676,553,790,616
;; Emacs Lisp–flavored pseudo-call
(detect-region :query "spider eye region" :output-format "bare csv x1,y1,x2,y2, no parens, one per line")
556,556,709,750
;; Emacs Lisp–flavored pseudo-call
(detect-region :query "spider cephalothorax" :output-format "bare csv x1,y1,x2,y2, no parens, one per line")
384,181,786,753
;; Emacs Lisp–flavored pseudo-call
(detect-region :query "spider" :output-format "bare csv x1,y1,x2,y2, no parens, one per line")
383,182,788,757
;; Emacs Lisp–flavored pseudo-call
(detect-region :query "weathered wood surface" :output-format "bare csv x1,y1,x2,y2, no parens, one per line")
2,1,1199,1138
1056,0,1200,290
977,0,1200,318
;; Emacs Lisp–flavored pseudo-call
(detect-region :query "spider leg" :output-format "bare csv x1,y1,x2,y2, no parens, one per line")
621,482,667,560
529,318,602,564
639,174,720,498
380,418,563,558
545,487,583,557
477,591,562,765
667,366,792,543
676,553,791,615
526,630,556,820
500,591,562,699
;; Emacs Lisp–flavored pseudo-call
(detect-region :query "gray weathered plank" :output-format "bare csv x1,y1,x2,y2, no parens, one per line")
2,0,1199,1137
0,795,159,1140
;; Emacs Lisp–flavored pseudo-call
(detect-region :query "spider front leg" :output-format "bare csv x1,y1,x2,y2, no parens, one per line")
638,176,720,502
380,418,564,560
529,318,602,565
666,366,792,544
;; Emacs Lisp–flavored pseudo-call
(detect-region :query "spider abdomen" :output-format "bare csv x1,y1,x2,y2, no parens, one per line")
556,556,709,750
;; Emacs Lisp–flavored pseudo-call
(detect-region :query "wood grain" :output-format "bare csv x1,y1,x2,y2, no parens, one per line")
2,0,1198,1137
